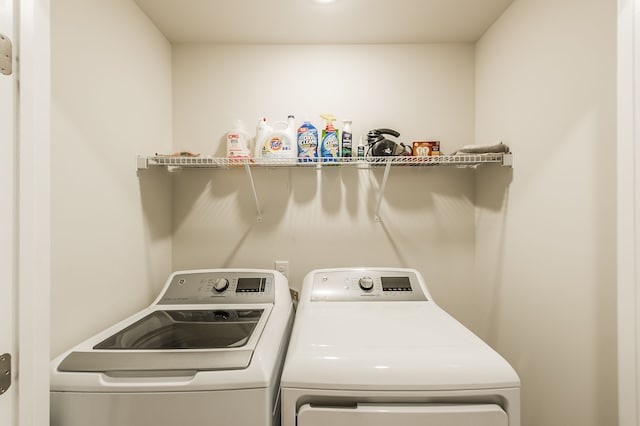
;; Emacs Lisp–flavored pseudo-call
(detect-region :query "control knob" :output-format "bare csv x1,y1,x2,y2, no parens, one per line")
213,278,229,293
358,276,374,291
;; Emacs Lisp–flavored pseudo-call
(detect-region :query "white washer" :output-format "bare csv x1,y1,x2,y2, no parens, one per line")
51,269,293,426
281,267,520,426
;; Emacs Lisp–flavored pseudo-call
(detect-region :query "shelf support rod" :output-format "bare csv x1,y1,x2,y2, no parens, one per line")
244,163,263,222
374,160,392,222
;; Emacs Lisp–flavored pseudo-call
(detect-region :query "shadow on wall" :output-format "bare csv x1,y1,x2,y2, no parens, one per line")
475,166,513,211
138,167,173,238
161,163,515,230
153,164,514,281
471,165,513,338
137,166,173,296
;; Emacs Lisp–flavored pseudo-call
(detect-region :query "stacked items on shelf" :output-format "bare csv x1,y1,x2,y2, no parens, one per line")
140,115,511,169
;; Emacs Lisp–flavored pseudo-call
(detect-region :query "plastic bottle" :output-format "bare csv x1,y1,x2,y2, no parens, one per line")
297,117,319,162
287,114,297,148
226,119,252,159
254,117,271,159
341,120,353,158
357,135,365,158
255,115,297,159
320,113,340,161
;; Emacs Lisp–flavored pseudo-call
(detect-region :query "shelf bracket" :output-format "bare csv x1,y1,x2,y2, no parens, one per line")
374,160,392,222
244,163,263,222
136,156,149,170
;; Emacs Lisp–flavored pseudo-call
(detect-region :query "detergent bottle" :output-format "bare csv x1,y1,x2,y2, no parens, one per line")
287,114,297,148
320,113,340,161
254,117,271,159
255,115,297,160
226,119,251,159
297,116,319,162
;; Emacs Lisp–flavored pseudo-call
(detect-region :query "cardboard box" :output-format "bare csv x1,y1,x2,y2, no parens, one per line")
412,141,440,156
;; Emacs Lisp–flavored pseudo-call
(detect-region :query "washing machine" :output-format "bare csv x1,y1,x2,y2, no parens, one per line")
281,267,520,426
51,268,293,426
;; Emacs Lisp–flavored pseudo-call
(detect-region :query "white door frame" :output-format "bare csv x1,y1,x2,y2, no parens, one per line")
0,0,17,422
618,0,640,424
16,0,51,424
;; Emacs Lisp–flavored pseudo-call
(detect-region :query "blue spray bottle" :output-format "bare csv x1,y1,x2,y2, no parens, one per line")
320,113,340,161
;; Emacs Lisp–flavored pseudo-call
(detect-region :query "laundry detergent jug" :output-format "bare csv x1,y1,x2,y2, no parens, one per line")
255,115,297,160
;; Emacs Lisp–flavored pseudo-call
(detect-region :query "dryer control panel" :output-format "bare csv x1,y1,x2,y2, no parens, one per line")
158,271,275,304
310,269,428,302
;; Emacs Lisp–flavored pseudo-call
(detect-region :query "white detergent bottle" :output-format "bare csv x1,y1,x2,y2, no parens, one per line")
226,119,251,159
254,116,272,159
257,115,297,160
287,114,297,151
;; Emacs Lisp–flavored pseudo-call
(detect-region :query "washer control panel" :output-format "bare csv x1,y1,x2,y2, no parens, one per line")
158,271,275,304
310,269,427,302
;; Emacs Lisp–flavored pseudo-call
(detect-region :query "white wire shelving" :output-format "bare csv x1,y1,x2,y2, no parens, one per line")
136,153,513,222
137,153,512,170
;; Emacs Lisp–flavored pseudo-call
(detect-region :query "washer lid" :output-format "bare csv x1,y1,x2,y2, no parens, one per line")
281,303,520,391
58,309,265,373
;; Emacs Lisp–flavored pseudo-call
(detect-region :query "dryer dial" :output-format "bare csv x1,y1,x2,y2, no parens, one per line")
213,278,229,293
358,276,374,291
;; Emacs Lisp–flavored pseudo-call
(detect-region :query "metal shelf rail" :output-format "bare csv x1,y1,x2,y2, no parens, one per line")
137,153,511,170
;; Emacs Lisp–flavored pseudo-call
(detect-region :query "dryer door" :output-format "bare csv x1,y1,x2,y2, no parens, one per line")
297,403,508,426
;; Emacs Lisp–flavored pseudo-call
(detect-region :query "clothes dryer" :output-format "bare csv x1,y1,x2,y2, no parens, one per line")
281,267,520,426
51,269,293,426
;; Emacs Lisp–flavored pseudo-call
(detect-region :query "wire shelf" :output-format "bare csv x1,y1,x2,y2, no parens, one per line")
138,153,511,170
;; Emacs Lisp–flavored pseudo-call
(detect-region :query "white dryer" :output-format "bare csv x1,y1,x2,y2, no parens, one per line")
51,269,293,426
281,267,520,426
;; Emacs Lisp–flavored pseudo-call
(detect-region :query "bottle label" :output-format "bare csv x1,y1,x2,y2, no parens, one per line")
298,127,318,159
341,131,353,157
321,132,340,158
227,134,250,159
261,133,294,158
269,136,283,151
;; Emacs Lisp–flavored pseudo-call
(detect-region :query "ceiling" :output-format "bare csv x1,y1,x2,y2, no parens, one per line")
133,0,514,44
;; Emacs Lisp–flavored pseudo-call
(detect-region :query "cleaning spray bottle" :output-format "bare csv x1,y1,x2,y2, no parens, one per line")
226,119,252,159
341,119,353,158
320,113,340,161
297,116,319,162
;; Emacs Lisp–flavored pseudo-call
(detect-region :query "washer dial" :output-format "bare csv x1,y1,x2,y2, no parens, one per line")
358,276,374,291
213,278,229,293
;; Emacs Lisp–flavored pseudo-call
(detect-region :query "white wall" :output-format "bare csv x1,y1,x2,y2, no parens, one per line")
51,0,173,357
474,0,617,425
49,1,619,425
170,44,483,323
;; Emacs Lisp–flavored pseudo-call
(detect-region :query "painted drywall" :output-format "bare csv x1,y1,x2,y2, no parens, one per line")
170,44,483,324
50,0,173,357
49,2,618,424
474,0,617,425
